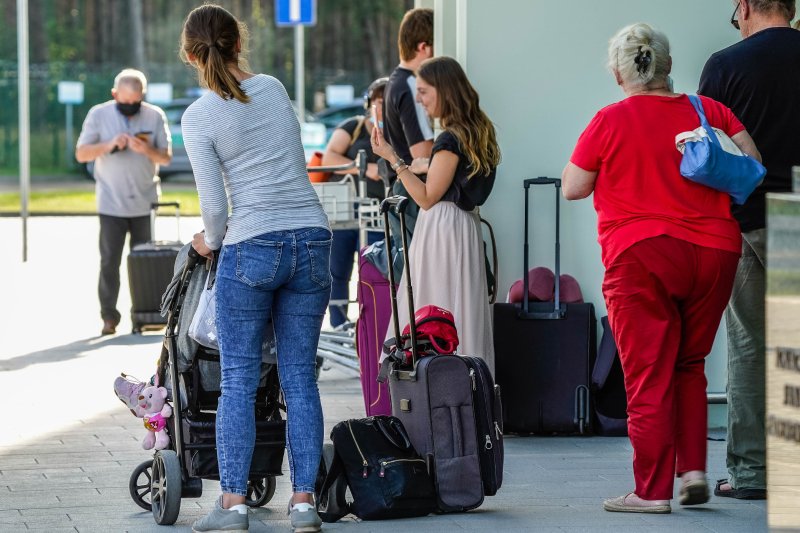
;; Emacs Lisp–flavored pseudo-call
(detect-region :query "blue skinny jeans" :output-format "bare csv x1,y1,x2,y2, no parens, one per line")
215,227,331,495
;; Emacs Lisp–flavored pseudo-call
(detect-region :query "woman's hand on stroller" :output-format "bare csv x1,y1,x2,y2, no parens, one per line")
192,232,214,259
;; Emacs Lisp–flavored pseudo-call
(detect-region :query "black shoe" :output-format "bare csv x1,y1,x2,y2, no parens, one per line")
714,479,767,500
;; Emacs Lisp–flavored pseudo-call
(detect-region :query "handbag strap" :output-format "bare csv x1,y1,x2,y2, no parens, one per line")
374,416,413,451
204,251,219,290
687,95,720,146
316,449,350,522
592,316,618,390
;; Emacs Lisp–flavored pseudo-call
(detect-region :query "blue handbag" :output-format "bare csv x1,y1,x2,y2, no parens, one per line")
678,95,766,205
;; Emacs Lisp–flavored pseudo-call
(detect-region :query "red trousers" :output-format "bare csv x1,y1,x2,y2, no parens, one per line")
602,235,739,500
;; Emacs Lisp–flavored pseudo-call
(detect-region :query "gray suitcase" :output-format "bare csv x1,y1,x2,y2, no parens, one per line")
380,196,484,513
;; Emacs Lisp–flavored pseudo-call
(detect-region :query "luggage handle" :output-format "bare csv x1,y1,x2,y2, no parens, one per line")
380,196,420,377
150,201,181,243
373,417,414,451
520,178,566,320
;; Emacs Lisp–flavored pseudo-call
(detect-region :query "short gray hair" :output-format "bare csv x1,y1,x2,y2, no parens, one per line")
748,0,795,20
114,68,147,94
607,23,670,88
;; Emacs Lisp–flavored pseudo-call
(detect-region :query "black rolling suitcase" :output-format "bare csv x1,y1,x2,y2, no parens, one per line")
493,178,597,435
128,201,183,333
380,196,485,513
461,356,503,496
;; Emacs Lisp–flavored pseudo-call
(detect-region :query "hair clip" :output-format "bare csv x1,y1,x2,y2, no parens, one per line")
634,46,652,74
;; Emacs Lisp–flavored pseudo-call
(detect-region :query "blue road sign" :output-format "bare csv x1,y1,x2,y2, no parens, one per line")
275,0,316,26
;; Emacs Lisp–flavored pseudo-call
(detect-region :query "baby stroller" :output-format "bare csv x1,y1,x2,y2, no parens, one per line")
126,245,286,525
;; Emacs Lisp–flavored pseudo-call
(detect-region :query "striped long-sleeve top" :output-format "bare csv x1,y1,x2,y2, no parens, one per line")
181,74,328,249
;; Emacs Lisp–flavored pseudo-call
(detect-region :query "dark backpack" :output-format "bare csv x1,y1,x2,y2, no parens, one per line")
315,416,436,522
592,316,628,436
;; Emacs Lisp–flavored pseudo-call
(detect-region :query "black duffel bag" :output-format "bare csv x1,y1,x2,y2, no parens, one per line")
315,415,436,522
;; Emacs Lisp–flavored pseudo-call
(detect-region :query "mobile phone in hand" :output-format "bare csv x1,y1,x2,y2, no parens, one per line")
370,105,379,128
134,131,152,142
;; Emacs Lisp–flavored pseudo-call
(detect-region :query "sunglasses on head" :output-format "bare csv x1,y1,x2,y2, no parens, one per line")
731,1,741,30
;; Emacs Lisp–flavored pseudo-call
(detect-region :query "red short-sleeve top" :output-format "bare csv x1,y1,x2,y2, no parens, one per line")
570,94,744,268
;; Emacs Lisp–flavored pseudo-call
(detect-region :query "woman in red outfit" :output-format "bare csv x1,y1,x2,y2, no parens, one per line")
563,23,761,514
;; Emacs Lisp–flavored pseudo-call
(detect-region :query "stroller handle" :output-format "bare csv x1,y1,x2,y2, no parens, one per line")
187,245,201,268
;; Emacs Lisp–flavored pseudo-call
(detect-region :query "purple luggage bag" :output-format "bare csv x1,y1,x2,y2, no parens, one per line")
355,248,392,416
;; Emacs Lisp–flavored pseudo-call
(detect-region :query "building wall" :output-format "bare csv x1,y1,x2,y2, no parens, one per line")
418,0,743,426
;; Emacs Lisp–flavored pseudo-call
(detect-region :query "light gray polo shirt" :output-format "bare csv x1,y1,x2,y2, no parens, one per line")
77,101,171,217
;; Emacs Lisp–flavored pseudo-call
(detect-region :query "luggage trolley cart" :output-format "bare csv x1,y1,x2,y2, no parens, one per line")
307,150,377,376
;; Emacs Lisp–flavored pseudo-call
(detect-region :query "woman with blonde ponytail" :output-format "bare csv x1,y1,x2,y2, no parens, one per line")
371,56,500,372
562,23,761,515
180,5,328,532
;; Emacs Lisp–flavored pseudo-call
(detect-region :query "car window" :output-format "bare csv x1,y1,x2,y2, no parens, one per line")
319,106,364,128
164,106,188,125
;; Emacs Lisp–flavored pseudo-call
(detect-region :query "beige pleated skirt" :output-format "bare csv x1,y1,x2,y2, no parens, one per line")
383,201,495,373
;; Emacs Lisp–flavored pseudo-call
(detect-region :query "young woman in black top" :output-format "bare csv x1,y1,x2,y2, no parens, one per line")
371,56,500,371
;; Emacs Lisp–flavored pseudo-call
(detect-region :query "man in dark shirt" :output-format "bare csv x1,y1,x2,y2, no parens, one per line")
383,8,434,176
698,0,800,500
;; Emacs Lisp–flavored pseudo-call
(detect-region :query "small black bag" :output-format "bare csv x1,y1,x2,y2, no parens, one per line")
316,416,436,522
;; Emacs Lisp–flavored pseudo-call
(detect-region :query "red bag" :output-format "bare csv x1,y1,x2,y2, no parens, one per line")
307,151,331,183
394,305,459,364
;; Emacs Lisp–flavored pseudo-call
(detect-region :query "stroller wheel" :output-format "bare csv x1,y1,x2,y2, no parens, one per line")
129,460,153,511
245,476,276,507
151,450,182,525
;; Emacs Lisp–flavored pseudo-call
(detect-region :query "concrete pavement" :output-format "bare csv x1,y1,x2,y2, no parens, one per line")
0,217,768,532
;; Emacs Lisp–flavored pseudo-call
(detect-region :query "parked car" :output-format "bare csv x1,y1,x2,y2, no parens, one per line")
158,97,197,177
313,99,366,141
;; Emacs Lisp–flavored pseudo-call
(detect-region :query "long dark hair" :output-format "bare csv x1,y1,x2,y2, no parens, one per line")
180,4,251,103
418,57,500,179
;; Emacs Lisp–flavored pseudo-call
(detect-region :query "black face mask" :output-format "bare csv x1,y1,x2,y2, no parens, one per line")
116,101,142,117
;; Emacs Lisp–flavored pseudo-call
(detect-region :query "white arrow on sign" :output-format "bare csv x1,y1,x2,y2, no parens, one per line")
290,0,301,22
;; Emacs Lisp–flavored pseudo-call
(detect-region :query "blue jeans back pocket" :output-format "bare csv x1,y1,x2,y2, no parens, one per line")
235,240,283,287
306,239,333,288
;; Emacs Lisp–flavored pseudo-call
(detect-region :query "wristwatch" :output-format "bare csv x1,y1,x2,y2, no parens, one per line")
390,158,406,171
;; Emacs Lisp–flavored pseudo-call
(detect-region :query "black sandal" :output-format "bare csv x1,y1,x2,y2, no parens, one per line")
714,479,767,500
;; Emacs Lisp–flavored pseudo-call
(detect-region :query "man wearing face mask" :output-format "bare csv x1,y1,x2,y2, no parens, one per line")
76,68,172,335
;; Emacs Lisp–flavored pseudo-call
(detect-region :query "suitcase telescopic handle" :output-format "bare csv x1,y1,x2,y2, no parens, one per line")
379,195,410,214
150,202,181,243
521,177,565,320
380,195,419,371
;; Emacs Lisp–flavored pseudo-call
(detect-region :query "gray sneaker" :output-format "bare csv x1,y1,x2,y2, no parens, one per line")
289,501,322,532
192,496,249,532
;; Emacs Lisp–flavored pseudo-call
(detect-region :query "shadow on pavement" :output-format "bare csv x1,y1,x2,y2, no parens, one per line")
0,331,162,372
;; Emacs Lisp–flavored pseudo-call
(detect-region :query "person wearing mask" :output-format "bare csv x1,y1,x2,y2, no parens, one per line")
699,0,800,501
563,23,760,513
371,56,500,372
180,5,329,532
321,77,388,327
75,69,172,336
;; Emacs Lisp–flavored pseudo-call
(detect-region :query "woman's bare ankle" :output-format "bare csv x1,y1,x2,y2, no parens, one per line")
222,493,246,509
680,470,705,482
626,493,669,506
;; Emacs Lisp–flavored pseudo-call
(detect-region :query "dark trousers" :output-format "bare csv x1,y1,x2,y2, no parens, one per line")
99,214,151,322
328,229,380,327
